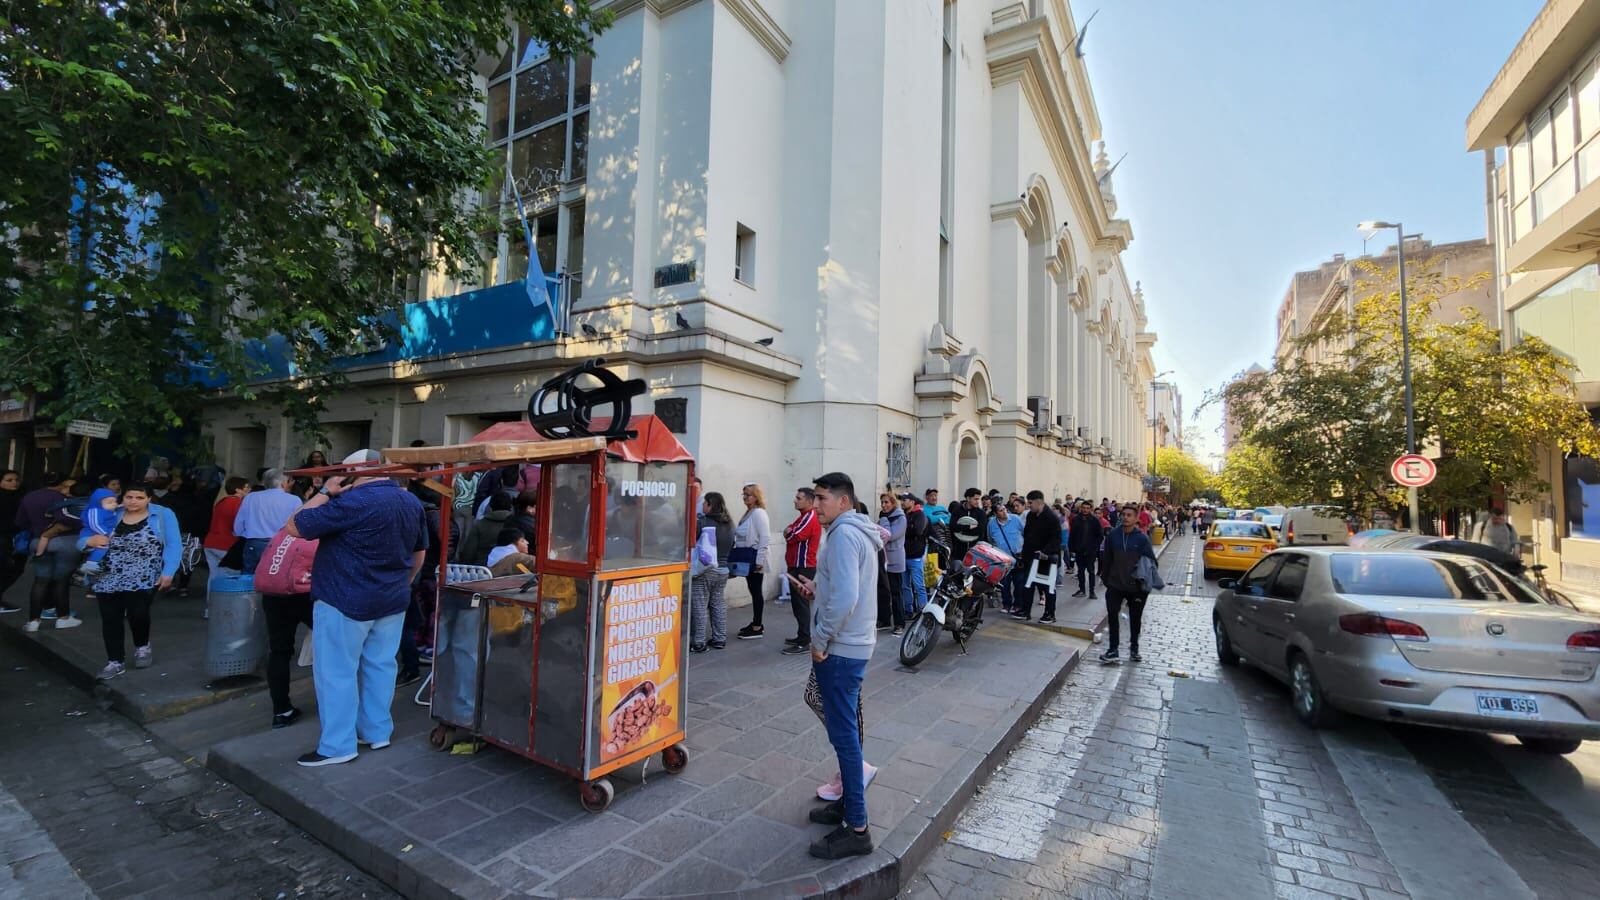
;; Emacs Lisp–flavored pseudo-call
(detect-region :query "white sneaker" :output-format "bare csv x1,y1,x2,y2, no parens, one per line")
97,661,126,681
133,645,153,668
358,738,392,750
24,620,40,633
55,616,83,629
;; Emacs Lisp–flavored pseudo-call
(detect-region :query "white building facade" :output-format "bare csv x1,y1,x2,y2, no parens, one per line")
204,0,1155,502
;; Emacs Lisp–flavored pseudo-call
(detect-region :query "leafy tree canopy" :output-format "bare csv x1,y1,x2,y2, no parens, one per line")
1,0,611,453
1207,257,1599,522
1151,446,1211,504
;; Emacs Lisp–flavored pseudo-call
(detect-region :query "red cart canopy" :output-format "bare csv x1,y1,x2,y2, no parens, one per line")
469,415,693,465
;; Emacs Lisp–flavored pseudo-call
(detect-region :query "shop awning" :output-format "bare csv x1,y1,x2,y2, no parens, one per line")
469,415,693,465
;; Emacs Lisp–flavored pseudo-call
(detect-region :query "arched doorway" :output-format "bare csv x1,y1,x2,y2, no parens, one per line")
958,433,982,495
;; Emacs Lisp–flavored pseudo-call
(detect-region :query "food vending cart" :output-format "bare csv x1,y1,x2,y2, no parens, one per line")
349,409,696,813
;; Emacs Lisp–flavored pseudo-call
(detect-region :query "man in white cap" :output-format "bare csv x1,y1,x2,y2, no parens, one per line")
287,450,430,766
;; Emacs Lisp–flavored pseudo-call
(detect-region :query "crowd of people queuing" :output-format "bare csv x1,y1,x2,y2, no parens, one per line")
678,477,1184,858
1,449,1187,861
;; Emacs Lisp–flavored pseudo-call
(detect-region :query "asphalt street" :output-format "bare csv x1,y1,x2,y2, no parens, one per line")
910,532,1600,900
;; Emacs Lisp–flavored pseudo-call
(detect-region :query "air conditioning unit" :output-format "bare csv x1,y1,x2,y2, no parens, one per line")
1026,396,1053,435
1056,415,1078,447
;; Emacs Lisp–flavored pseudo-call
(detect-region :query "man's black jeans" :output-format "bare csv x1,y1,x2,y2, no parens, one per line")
1104,587,1148,653
263,594,314,715
1074,552,1097,595
789,566,815,643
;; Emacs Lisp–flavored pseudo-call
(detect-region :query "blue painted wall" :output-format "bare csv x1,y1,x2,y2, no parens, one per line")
198,277,562,386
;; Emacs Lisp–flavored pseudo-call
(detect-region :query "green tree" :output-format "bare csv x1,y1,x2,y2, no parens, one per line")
1210,257,1599,523
1151,446,1210,504
1,0,611,453
1214,443,1290,510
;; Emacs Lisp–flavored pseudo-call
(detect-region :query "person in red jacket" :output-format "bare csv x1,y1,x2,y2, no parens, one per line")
781,487,823,655
203,477,250,575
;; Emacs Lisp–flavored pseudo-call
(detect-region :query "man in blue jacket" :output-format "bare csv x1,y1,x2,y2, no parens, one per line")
1098,504,1157,664
288,450,429,767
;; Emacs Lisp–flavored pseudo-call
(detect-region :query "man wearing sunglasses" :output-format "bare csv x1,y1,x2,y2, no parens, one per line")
1098,504,1157,664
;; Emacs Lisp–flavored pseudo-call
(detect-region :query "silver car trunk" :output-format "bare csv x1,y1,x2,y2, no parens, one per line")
1373,600,1599,682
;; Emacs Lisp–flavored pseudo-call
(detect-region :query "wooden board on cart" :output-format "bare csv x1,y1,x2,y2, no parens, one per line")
383,436,605,466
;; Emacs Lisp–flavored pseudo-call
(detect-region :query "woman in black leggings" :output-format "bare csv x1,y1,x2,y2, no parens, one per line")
81,484,182,681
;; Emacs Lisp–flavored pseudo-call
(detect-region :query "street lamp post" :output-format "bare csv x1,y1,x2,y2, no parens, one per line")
1357,220,1420,533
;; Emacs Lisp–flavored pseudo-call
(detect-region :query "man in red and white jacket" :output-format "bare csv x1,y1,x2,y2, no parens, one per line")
782,487,824,655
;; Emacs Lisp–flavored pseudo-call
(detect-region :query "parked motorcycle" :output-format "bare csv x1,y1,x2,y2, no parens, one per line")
899,540,1016,667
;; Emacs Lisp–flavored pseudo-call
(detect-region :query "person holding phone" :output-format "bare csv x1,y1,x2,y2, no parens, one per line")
788,472,881,860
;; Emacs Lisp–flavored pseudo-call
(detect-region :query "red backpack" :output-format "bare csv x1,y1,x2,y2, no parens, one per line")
253,528,318,595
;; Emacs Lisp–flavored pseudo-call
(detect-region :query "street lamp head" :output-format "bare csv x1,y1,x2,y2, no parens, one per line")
1357,220,1399,240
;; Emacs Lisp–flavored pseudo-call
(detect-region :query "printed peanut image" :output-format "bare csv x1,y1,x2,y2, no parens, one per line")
603,684,673,756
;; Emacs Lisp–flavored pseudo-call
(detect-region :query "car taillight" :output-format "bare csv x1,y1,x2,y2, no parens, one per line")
1339,613,1428,642
1567,630,1600,652
1204,541,1223,552
1286,525,1295,543
1263,543,1277,552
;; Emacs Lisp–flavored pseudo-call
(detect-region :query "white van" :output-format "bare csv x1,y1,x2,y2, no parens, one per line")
1280,505,1350,546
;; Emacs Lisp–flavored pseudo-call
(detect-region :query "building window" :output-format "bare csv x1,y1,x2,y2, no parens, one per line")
1512,262,1600,383
734,223,756,286
886,433,912,489
484,25,591,291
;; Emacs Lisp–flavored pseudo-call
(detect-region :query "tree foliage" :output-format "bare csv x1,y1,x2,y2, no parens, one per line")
0,0,611,452
1151,446,1210,504
1214,443,1290,510
1209,257,1599,522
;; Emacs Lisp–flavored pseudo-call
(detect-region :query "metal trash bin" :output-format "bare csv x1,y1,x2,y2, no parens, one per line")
206,574,267,678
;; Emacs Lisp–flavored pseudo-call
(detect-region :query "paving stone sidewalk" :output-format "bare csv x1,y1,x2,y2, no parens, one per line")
207,603,1085,899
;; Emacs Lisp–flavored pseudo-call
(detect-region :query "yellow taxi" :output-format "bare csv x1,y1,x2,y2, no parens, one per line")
1203,519,1278,581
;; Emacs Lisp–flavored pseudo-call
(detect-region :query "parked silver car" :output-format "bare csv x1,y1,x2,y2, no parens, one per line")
1213,548,1600,754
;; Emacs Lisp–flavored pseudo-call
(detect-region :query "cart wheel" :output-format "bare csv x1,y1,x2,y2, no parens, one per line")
428,724,457,751
579,778,615,813
661,744,689,774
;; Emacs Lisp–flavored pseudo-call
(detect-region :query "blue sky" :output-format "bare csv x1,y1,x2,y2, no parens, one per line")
1082,0,1541,467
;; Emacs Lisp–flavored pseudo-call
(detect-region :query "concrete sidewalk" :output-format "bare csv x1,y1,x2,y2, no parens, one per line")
0,570,302,724
207,603,1086,899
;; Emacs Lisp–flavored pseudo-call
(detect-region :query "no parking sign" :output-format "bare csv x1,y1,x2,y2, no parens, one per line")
1390,454,1436,488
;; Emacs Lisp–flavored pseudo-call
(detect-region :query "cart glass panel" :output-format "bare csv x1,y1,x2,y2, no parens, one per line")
532,574,592,770
547,462,594,563
601,461,690,571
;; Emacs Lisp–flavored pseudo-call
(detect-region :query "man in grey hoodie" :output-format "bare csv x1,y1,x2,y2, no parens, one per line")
789,472,881,860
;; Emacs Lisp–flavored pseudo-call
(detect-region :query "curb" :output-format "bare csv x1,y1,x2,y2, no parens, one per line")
208,634,1088,900
0,614,267,725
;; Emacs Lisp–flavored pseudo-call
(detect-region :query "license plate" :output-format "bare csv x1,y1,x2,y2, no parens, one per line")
1231,545,1253,553
1475,692,1540,718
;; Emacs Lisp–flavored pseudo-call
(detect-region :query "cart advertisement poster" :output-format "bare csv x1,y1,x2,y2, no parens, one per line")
597,571,682,763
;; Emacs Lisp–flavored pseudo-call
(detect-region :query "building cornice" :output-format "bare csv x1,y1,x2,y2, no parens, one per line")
602,0,790,64
986,18,1113,246
718,0,790,63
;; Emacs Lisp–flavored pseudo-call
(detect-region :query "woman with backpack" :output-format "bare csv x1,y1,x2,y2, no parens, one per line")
253,516,319,729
